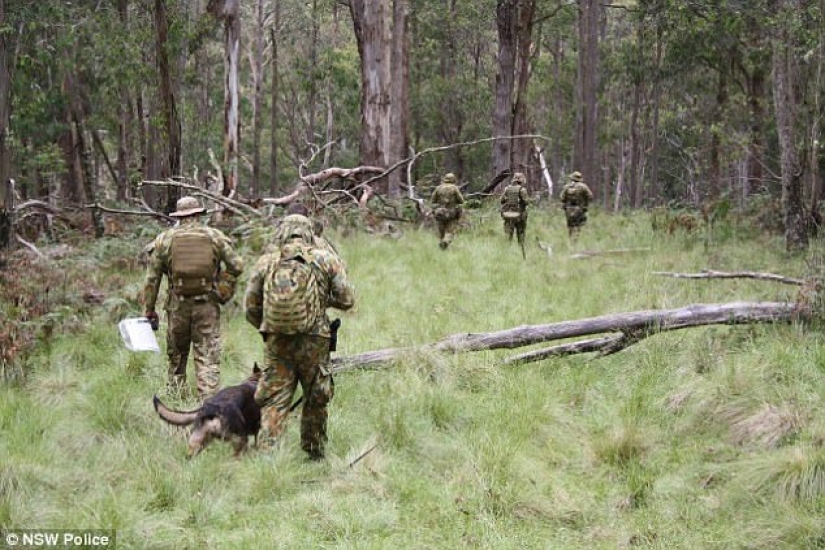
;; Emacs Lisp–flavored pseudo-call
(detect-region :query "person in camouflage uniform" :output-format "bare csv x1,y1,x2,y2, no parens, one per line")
244,220,355,460
143,196,245,399
271,213,339,256
500,171,530,247
559,171,594,240
430,172,465,249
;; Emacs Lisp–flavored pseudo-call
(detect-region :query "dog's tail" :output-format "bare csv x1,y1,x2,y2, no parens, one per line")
153,395,200,426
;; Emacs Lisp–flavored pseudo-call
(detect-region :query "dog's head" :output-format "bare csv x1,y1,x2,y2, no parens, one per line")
186,417,222,459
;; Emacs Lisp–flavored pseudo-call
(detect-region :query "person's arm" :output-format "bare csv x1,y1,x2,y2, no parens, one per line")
455,186,465,204
216,231,245,278
520,187,529,208
243,254,271,329
142,233,166,315
322,254,355,311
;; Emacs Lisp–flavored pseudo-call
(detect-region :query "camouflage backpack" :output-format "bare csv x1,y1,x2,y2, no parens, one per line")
262,242,323,334
501,185,523,219
169,229,217,297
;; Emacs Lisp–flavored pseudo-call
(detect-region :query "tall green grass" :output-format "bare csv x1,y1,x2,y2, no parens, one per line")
1,205,824,548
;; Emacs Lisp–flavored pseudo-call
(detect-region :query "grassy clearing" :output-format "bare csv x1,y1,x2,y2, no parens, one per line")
2,205,825,549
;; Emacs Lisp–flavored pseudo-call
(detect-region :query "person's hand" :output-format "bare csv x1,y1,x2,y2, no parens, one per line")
145,311,160,331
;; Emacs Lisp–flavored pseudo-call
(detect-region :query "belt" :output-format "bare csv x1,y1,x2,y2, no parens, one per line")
177,293,211,302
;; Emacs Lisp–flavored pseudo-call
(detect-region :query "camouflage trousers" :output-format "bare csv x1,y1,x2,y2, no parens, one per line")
166,296,221,398
436,216,461,248
564,206,588,229
255,333,333,458
502,213,527,244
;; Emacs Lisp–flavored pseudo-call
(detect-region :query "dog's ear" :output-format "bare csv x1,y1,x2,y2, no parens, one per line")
253,362,261,374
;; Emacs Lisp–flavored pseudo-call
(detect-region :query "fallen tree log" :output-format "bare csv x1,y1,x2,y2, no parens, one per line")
652,269,805,286
331,301,808,372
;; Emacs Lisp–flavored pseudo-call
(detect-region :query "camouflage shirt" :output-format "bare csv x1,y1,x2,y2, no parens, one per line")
560,181,594,208
143,218,245,312
430,183,465,209
244,236,355,337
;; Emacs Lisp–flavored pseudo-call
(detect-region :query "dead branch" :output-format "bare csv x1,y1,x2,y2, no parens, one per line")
502,335,623,365
91,129,119,186
140,179,261,218
84,202,174,222
478,169,513,195
14,234,44,257
652,269,805,286
13,200,61,215
256,166,385,209
570,248,650,260
331,301,804,372
260,183,306,206
353,134,551,196
537,240,553,258
300,166,384,187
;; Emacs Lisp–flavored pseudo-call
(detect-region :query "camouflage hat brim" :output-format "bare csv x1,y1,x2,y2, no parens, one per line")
169,207,206,217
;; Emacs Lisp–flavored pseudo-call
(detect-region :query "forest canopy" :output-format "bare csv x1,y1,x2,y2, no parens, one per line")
0,0,822,250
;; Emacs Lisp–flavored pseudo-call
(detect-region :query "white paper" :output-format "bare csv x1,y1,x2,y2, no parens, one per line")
118,317,160,352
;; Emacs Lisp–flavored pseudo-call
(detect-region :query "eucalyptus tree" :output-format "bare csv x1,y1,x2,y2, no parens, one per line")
0,0,10,248
347,0,410,197
574,0,601,197
207,0,241,199
492,0,539,185
771,0,808,251
154,0,183,213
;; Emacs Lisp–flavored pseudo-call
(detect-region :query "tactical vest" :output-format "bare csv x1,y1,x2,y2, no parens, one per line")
168,230,217,297
503,185,523,211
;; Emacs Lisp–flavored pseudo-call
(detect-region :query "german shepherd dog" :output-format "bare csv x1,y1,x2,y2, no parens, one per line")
153,364,262,458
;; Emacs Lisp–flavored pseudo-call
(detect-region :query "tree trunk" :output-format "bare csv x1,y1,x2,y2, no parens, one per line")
305,0,319,161
0,0,11,249
629,18,643,209
646,24,663,207
269,19,279,196
771,0,807,251
74,118,105,238
511,0,536,174
809,19,823,231
436,1,464,176
389,0,409,197
493,0,516,179
208,0,241,199
332,302,805,372
349,0,408,197
114,0,131,202
574,0,600,195
250,0,264,199
154,0,181,214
